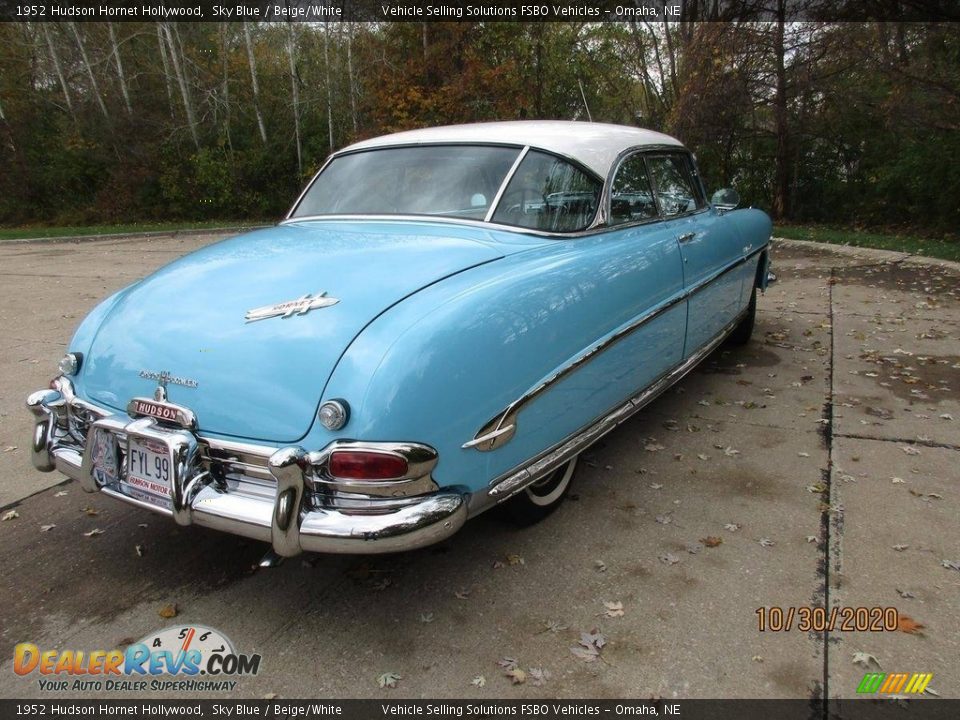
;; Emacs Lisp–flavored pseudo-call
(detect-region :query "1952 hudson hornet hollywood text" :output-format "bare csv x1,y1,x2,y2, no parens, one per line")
27,121,772,563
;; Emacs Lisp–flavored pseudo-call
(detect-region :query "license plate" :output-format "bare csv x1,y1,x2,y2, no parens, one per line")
125,436,172,498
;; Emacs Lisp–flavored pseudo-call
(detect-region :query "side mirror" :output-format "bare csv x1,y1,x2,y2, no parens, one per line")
711,188,740,211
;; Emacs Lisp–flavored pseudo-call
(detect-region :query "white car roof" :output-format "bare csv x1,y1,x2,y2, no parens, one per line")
339,121,685,178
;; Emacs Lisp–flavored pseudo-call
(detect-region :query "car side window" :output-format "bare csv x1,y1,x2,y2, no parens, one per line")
610,153,658,225
491,150,601,232
646,154,702,217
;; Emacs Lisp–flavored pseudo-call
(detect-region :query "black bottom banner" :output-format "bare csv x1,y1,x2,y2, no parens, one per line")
2,699,958,720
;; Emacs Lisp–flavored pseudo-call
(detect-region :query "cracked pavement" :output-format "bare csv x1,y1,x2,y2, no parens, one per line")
0,233,957,700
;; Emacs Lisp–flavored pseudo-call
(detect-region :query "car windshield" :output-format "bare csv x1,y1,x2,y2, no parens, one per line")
291,145,522,221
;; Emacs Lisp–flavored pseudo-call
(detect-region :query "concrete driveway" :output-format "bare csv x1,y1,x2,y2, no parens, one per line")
0,233,956,700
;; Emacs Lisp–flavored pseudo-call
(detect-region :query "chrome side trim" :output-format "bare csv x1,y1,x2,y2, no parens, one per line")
464,245,766,452
474,309,748,511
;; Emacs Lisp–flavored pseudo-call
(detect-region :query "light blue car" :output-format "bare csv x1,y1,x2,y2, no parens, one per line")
27,121,772,563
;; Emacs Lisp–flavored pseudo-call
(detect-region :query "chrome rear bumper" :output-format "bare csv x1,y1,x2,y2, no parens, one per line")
27,380,466,556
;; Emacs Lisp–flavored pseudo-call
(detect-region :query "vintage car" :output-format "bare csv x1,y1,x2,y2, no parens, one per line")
27,121,772,563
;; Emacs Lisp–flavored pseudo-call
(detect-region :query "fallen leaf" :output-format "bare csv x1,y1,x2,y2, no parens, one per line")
758,537,775,548
655,514,673,525
594,560,607,572
603,601,624,618
529,667,550,686
262,693,277,700
798,452,810,458
941,560,960,572
1,510,19,521
506,553,524,566
135,544,144,557
896,615,925,635
455,589,471,600
724,523,741,532
419,612,435,623
901,446,921,456
852,652,881,669
940,413,954,420
158,603,178,619
471,675,486,688
580,630,606,650
83,528,104,537
806,535,818,543
896,588,916,599
891,477,906,484
54,491,68,497
807,482,827,493
685,542,703,554
752,655,763,662
724,446,740,456
644,443,665,452
83,506,99,517
650,482,664,490
892,544,909,552
3,446,18,452
497,657,519,670
505,667,527,685
701,536,723,547
40,524,56,532
697,454,708,461
569,645,599,662
377,672,401,689
542,620,567,633
658,552,680,565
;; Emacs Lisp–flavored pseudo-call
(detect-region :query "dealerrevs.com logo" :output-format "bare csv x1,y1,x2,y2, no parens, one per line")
14,625,261,693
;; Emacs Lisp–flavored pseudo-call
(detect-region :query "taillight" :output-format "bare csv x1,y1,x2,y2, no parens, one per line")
328,451,408,480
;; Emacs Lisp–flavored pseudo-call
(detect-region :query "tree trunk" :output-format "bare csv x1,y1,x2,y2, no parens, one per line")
771,3,790,221
156,24,175,116
41,24,75,121
69,22,110,121
324,21,334,153
161,22,200,149
108,23,133,116
346,23,358,136
0,91,15,153
243,21,268,145
286,21,302,175
220,23,233,152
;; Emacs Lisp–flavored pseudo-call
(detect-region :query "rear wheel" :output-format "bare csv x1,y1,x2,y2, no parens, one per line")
727,285,756,346
503,456,578,526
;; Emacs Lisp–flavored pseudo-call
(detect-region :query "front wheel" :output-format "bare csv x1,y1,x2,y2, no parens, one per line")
727,285,757,346
502,456,578,526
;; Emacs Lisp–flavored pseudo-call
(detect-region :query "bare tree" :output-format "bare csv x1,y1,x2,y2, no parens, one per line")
41,24,75,122
345,23,358,135
0,89,15,153
243,21,268,144
771,0,790,220
219,23,233,151
107,23,133,116
286,21,302,174
156,24,174,115
69,22,110,121
160,22,200,149
323,21,334,153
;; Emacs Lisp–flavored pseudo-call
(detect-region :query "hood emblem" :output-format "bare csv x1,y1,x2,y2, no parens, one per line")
139,370,199,402
244,292,339,323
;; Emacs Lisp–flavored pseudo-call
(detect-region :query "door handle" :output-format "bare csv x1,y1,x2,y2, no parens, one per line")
678,232,696,243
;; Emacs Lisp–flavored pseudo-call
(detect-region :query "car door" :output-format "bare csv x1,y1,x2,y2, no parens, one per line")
645,152,745,357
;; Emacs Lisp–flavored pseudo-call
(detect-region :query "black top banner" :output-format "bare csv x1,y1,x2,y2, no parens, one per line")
0,0,957,23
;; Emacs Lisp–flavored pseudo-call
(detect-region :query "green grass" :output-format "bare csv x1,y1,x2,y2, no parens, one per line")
775,224,960,263
0,220,268,241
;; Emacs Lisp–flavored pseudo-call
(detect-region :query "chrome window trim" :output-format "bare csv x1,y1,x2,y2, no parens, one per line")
284,142,605,235
484,145,530,222
464,245,767,452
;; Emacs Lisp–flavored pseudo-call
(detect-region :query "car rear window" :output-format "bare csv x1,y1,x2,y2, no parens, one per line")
291,145,521,221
